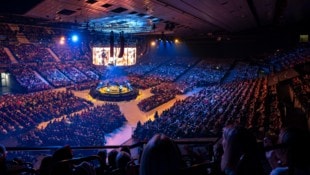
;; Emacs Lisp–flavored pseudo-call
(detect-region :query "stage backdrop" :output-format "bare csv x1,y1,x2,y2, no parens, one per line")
92,47,136,66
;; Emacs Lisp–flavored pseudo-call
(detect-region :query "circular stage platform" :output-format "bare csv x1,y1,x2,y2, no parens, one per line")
89,83,138,102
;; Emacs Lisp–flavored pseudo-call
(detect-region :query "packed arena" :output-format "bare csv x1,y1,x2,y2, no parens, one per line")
1,0,310,175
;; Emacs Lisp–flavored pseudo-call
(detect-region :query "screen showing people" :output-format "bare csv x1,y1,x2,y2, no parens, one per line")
92,47,136,66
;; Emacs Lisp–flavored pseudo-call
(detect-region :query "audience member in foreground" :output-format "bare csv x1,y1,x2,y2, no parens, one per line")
0,144,7,174
267,127,310,175
0,144,33,175
139,133,184,175
50,145,74,175
221,125,264,175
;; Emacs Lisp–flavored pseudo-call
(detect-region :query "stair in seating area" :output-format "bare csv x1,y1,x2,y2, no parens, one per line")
33,70,51,86
47,48,61,62
16,33,30,44
3,47,18,64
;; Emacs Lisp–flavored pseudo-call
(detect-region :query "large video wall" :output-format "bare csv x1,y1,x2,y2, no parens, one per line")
92,47,136,66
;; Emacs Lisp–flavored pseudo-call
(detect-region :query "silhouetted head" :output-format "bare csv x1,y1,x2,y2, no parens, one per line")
0,144,7,168
51,145,73,175
116,151,132,169
73,161,96,175
221,125,263,175
120,146,131,156
276,127,310,172
108,149,119,169
39,156,53,175
0,144,6,161
97,150,107,166
52,145,73,162
139,133,183,175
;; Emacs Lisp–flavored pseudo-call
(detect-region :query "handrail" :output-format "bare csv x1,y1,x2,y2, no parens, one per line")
56,155,104,167
6,137,220,152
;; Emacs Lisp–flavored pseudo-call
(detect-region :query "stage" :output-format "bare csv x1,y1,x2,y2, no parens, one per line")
89,81,139,102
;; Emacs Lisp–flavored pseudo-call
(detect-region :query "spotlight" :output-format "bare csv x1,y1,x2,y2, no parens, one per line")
59,36,65,45
72,35,79,42
151,41,156,46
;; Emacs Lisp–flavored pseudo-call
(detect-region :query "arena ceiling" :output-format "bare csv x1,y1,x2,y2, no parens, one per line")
1,0,310,37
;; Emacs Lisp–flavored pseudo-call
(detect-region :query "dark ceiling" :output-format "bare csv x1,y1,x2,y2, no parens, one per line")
1,0,310,37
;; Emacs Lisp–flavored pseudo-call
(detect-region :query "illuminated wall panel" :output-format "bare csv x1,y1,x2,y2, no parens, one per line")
92,47,136,66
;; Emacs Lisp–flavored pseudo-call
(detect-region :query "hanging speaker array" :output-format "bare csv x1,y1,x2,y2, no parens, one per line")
119,31,125,58
110,31,114,57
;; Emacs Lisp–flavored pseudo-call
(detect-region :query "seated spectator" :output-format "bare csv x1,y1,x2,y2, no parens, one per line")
51,145,74,175
267,127,310,175
0,144,7,174
120,146,131,156
39,155,53,175
97,150,107,168
0,144,33,175
115,151,133,175
213,140,224,175
96,150,108,174
220,125,264,175
73,161,96,175
107,149,119,171
139,133,184,175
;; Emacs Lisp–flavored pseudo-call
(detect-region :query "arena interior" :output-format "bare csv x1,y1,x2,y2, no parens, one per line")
0,0,309,174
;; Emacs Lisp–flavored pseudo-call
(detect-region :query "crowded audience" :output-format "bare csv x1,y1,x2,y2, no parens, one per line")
18,103,127,146
0,22,309,175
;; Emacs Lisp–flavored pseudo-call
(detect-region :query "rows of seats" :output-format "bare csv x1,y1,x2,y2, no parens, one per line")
19,25,52,43
290,75,309,110
0,46,11,64
36,64,73,87
9,44,55,63
50,43,90,61
0,90,93,136
18,103,127,146
223,61,260,83
267,46,310,72
176,59,233,91
134,78,271,140
56,64,91,83
10,65,52,92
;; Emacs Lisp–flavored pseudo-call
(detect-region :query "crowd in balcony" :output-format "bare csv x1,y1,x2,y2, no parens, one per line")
36,64,73,88
0,46,11,64
289,75,309,111
56,64,90,83
74,61,100,80
19,25,53,44
145,57,197,82
223,61,260,83
50,42,90,62
176,59,232,91
0,24,17,43
10,65,52,92
9,44,55,63
267,47,310,72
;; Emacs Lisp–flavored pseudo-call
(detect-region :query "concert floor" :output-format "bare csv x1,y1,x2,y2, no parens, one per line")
0,87,200,147
72,87,198,145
